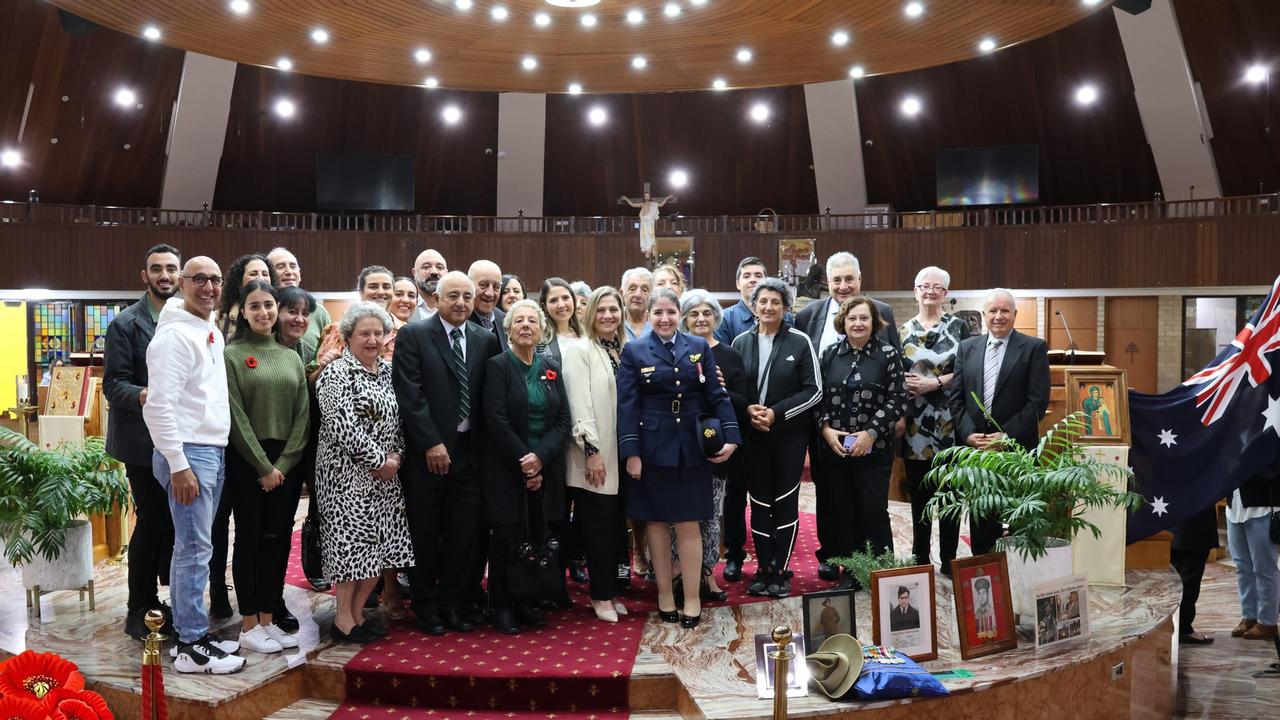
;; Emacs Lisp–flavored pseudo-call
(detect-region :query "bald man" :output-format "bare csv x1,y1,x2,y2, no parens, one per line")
468,259,507,351
412,248,448,322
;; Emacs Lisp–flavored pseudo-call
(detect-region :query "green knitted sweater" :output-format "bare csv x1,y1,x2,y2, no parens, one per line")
224,331,310,477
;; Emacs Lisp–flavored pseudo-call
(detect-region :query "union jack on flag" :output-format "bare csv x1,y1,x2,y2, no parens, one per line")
1183,275,1280,426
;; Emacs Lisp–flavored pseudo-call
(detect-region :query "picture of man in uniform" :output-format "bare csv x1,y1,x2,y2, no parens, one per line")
972,576,996,637
889,585,921,632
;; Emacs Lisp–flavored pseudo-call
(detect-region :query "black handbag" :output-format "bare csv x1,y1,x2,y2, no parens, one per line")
300,494,325,583
506,487,562,601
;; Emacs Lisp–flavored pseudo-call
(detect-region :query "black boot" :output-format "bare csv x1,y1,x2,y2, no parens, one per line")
275,600,300,633
209,582,233,621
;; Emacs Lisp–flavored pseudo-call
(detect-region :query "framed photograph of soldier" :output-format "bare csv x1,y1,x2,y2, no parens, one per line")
1033,574,1090,650
951,553,1018,660
753,631,809,699
801,588,857,652
1064,367,1130,445
870,564,938,661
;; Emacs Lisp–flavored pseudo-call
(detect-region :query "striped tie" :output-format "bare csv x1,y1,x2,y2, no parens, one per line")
451,328,469,425
982,339,1003,410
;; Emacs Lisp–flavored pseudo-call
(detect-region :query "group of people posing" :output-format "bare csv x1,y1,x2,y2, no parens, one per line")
106,242,1050,675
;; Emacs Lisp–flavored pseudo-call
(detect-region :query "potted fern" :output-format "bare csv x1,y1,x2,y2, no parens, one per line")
0,426,130,594
924,402,1142,620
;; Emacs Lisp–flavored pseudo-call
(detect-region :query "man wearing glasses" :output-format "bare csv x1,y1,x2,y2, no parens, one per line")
144,258,245,674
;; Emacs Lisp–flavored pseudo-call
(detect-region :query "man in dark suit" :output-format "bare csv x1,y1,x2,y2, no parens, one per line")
105,243,181,640
889,586,921,631
468,259,507,352
794,252,900,581
393,271,501,635
948,288,1050,555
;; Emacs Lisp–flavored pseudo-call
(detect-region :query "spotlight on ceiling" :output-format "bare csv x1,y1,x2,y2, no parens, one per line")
568,82,583,95
669,169,689,189
0,149,21,169
900,95,922,117
1074,83,1098,105
979,37,997,53
414,48,432,64
276,57,293,71
849,65,865,79
521,56,538,71
832,31,850,46
114,87,137,108
310,27,329,44
229,0,251,15
632,56,647,69
904,2,925,19
142,25,161,41
274,98,296,118
664,3,681,17
424,76,440,88
691,0,707,5
749,103,770,123
1082,0,1102,6
1244,64,1269,84
712,78,728,91
581,14,598,27
736,48,753,63
626,9,644,25
534,12,551,27
546,0,600,6
442,105,463,124
588,106,608,126
454,0,473,10
491,6,509,21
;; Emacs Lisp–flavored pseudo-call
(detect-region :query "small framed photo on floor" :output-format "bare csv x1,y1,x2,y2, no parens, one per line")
1033,574,1090,650
754,632,808,699
801,588,857,651
951,553,1018,660
870,564,938,661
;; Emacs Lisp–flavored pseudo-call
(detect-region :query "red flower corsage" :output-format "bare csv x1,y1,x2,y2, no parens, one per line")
544,369,557,381
208,331,216,344
245,356,258,369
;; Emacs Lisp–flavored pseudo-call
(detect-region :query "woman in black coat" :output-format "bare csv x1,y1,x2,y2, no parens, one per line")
483,299,572,635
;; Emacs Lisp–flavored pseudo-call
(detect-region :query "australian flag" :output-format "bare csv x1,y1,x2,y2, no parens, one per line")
1126,274,1280,543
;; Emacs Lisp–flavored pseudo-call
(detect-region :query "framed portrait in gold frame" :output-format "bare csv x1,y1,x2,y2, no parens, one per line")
1064,367,1130,446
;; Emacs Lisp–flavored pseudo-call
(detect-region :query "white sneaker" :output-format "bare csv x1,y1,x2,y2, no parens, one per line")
170,637,239,658
172,635,246,675
239,625,284,654
261,623,299,649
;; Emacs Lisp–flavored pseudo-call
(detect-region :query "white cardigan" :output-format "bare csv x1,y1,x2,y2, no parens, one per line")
561,339,620,495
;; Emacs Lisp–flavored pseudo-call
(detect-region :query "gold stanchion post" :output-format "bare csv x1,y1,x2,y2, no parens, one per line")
769,625,793,720
142,609,165,720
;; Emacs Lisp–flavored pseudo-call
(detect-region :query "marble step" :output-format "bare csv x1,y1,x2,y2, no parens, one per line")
263,698,339,719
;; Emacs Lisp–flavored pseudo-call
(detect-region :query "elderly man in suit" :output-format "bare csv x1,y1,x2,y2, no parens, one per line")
468,259,507,352
795,251,900,581
393,271,502,636
948,288,1050,555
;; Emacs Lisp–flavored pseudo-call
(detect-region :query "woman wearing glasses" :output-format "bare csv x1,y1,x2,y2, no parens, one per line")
897,266,971,575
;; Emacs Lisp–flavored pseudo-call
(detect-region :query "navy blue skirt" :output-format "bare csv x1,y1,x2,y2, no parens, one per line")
626,463,714,522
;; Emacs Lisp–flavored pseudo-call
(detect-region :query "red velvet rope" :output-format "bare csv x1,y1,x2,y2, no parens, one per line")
140,664,168,720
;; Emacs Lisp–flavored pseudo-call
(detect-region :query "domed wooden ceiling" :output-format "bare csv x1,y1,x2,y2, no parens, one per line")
48,0,1112,93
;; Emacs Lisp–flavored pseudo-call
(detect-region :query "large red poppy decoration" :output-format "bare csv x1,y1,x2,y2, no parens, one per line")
0,651,83,702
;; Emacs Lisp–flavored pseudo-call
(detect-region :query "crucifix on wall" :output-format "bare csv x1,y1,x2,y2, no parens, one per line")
618,182,675,258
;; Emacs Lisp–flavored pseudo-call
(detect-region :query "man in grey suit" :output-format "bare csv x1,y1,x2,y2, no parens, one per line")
948,288,1050,554
794,252,900,581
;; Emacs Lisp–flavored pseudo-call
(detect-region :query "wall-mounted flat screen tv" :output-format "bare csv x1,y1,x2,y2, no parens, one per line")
936,144,1039,206
316,153,415,211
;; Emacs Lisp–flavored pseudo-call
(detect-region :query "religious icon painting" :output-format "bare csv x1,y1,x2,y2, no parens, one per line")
801,587,857,652
951,553,1017,660
1064,367,1130,445
870,564,938,661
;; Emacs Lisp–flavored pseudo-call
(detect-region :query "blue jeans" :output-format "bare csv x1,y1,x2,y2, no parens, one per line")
154,446,226,644
1227,515,1280,625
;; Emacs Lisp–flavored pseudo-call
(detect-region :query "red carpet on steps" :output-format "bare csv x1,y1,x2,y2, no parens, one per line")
284,509,835,720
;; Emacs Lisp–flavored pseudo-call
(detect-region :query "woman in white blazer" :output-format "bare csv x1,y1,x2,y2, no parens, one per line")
563,286,631,623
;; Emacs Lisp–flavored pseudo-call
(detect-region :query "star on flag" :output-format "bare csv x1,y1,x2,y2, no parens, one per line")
1158,429,1178,447
1262,395,1280,437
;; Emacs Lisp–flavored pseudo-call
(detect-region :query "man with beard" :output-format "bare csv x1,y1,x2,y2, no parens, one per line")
412,249,449,322
468,259,508,352
106,244,181,640
267,247,330,359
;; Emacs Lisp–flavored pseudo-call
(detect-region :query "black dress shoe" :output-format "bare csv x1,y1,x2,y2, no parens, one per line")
723,560,743,582
274,603,300,634
657,609,680,623
415,610,447,636
817,562,839,581
569,560,589,584
462,603,489,627
747,573,771,597
445,609,474,633
616,563,632,591
516,605,547,628
492,609,522,635
332,623,377,644
680,612,702,629
700,577,729,603
209,584,234,620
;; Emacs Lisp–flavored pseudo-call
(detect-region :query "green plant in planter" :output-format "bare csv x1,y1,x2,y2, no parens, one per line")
924,396,1143,561
0,426,130,566
827,541,918,590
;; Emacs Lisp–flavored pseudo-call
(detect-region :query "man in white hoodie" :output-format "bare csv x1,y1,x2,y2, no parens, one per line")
143,256,245,674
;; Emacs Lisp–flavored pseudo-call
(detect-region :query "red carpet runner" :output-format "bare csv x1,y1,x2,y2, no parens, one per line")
285,510,832,720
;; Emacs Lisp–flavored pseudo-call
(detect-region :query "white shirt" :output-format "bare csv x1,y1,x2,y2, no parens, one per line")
1226,489,1276,524
143,297,230,473
440,317,471,432
818,298,842,356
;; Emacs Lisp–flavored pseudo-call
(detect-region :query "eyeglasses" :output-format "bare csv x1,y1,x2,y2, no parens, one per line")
915,284,946,293
183,274,225,287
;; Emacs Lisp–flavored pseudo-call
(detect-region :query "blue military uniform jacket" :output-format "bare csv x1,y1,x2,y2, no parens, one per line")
617,330,742,468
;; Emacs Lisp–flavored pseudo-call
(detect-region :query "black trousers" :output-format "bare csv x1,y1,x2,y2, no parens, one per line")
721,456,749,563
126,462,174,613
745,426,809,574
402,432,482,614
969,514,1004,557
809,433,836,563
210,471,234,590
816,446,894,558
572,487,626,600
904,458,960,569
227,440,301,617
1170,548,1210,635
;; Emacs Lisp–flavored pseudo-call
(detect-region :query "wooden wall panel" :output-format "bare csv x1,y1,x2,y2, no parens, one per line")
1105,296,1158,393
1046,297,1098,351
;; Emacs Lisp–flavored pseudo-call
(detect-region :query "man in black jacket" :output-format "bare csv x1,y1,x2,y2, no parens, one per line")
468,259,507,352
393,271,501,635
948,288,1049,554
104,243,181,640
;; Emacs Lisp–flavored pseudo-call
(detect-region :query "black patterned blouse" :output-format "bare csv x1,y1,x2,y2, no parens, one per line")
897,314,971,461
817,338,906,453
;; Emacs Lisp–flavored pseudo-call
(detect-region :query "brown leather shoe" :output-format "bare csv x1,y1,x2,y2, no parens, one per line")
1231,619,1256,637
1242,623,1277,640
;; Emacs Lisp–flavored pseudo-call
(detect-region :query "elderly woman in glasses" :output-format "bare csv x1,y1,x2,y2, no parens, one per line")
898,266,971,575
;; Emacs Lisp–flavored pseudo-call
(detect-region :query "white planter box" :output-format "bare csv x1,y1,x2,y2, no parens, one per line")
20,519,94,591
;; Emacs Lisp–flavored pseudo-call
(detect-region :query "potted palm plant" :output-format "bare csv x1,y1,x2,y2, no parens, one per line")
0,426,129,596
924,400,1142,621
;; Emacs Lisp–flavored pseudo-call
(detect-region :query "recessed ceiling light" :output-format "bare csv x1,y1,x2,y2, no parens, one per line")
664,3,681,17
311,28,329,44
849,65,865,79
832,30,849,46
632,56,647,69
736,48,753,63
424,76,439,88
904,2,924,18
626,9,644,24
276,57,293,71
1082,0,1102,6
1075,83,1098,105
521,56,538,70
588,106,607,126
581,14,597,27
142,25,161,41
669,169,689,188
979,37,997,53
749,103,770,123
568,82,583,95
1244,64,1269,84
442,105,462,124
1,149,20,168
691,0,707,5
712,78,727,90
229,0,251,15
274,98,296,118
491,5,509,21
546,0,600,6
534,12,551,27
454,0,472,10
114,87,137,108
900,95,922,116
414,48,432,64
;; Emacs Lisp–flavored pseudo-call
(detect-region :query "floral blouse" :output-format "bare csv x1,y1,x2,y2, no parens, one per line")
817,339,906,454
898,314,971,461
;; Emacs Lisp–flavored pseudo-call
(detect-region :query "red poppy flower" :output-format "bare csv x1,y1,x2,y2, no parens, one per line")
544,369,557,381
0,695,62,720
208,331,216,345
0,650,85,703
45,689,113,720
245,356,258,369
